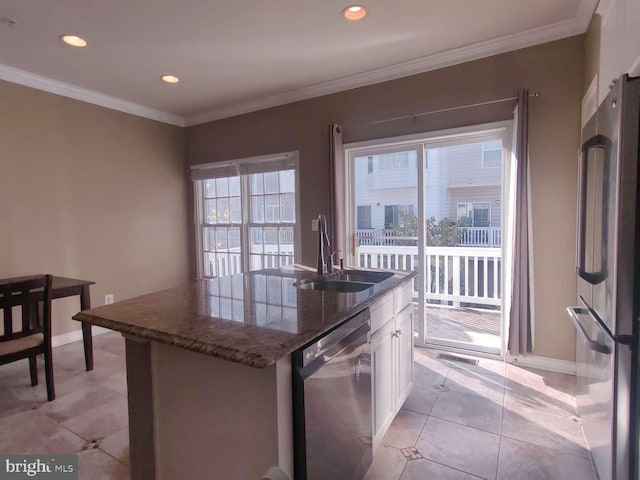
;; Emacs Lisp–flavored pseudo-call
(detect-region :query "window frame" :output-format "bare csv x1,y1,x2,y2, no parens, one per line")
192,152,301,279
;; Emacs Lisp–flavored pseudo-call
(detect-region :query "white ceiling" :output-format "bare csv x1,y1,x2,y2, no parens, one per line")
0,0,596,126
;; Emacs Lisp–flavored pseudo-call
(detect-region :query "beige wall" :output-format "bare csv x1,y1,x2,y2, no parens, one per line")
0,80,190,336
187,36,585,361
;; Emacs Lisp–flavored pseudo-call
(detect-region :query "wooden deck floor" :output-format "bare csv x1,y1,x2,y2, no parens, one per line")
416,304,502,351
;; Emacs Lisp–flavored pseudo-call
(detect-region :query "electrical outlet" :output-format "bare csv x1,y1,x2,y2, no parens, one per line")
311,219,319,231
105,294,114,305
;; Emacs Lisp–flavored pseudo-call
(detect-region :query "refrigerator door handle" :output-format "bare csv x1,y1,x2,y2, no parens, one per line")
576,134,611,285
566,307,612,354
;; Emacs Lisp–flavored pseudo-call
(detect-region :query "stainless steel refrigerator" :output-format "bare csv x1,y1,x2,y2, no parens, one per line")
567,74,640,480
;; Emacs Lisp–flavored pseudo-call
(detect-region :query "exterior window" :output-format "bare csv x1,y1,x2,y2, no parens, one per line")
357,206,372,229
248,170,296,272
482,140,502,168
367,157,373,173
457,202,490,227
384,205,413,229
192,153,298,278
379,152,409,169
473,202,490,227
201,176,243,277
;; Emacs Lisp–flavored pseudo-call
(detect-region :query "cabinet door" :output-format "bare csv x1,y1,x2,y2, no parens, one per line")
371,321,395,445
622,0,640,76
395,306,414,408
598,0,624,104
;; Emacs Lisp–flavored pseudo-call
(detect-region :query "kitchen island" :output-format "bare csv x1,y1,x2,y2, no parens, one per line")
73,265,416,480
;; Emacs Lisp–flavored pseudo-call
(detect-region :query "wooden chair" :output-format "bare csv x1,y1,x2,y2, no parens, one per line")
0,274,55,401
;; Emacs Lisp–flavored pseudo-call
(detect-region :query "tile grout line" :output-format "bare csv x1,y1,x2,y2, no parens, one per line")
497,431,591,460
495,434,503,480
414,455,488,479
410,366,495,480
96,445,130,468
395,387,440,479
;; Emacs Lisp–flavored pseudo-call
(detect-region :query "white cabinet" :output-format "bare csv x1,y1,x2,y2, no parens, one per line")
371,318,395,442
597,0,640,106
598,0,624,104
370,284,414,448
621,0,640,76
395,306,414,408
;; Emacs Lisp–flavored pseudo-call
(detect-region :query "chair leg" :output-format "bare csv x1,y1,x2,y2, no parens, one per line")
43,349,55,401
29,355,38,386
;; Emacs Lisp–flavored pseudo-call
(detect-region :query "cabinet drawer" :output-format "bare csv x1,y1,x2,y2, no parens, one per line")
370,293,394,334
394,281,413,315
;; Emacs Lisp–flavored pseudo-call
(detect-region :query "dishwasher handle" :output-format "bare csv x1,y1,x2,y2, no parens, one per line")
297,322,370,380
566,307,612,354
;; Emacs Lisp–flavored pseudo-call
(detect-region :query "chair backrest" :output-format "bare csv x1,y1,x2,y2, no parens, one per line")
0,275,53,342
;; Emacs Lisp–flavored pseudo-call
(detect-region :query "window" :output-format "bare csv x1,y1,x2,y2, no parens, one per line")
457,202,491,227
378,152,409,169
384,205,413,229
367,157,373,173
482,140,502,168
357,206,372,229
201,176,243,277
192,152,299,278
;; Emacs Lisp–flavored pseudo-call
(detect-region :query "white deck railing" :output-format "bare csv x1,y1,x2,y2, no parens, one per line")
206,246,294,277
206,244,501,310
357,245,501,307
457,227,502,247
357,227,502,247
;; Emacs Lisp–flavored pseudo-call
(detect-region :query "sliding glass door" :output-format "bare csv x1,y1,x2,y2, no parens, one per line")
421,138,503,355
346,125,510,356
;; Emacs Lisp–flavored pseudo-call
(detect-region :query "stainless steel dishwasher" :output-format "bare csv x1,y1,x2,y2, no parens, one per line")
292,309,372,480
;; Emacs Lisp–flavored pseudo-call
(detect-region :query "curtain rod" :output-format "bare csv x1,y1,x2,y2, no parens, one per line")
364,92,540,126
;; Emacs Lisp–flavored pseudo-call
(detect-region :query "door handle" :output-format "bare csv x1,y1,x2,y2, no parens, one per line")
576,134,611,285
566,307,611,354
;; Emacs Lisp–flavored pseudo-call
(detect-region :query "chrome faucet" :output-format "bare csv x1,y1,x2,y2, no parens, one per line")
317,214,331,276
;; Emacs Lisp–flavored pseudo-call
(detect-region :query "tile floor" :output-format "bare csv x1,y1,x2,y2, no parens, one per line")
0,333,129,480
0,334,595,480
365,347,595,480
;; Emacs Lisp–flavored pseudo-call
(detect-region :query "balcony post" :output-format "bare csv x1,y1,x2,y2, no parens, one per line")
452,254,461,307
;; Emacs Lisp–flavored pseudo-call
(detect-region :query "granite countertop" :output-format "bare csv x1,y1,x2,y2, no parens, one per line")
73,265,416,368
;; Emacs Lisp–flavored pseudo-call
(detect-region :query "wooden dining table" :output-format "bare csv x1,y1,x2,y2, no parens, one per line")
0,275,96,371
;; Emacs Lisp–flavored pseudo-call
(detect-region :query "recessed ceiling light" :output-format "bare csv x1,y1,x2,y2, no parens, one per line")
60,34,87,48
161,75,180,84
343,5,367,21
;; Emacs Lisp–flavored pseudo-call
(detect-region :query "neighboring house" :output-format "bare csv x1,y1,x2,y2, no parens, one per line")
355,141,502,246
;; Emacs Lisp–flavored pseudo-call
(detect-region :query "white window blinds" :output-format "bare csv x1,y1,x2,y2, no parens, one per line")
190,151,298,180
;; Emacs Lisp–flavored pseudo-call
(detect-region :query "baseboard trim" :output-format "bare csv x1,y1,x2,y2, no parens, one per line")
52,326,111,348
505,353,576,375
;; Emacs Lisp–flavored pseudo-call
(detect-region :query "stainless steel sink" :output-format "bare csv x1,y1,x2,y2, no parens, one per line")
335,270,394,284
296,279,374,293
295,269,394,293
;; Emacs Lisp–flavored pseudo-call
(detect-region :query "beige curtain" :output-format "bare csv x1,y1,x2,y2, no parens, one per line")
507,90,534,356
329,124,345,256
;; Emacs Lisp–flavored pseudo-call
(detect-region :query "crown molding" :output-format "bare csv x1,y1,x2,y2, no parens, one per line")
0,0,597,128
596,0,613,16
185,0,598,126
0,64,185,127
